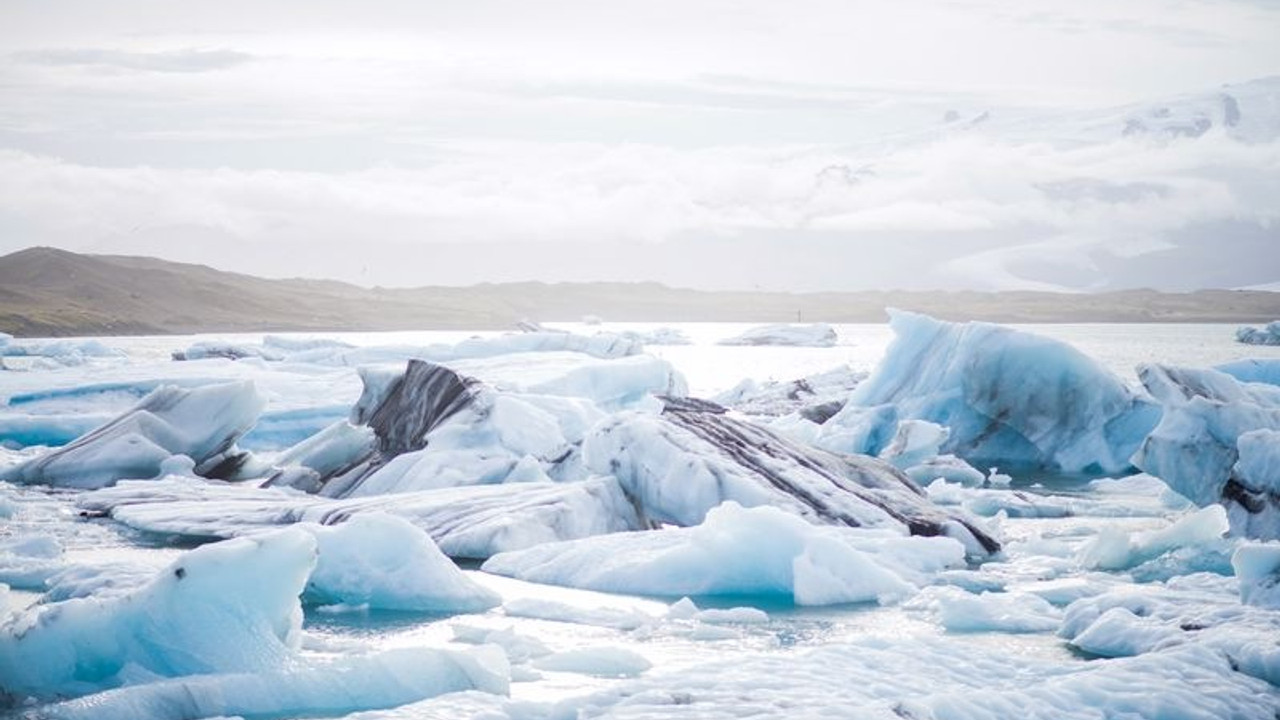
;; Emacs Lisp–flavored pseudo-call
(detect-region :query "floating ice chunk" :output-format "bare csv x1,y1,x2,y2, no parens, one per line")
713,365,864,419
0,381,264,489
584,400,999,556
925,479,1073,519
1132,364,1280,538
40,645,509,720
483,502,966,606
81,475,642,559
1235,429,1280,489
829,310,1159,475
666,598,771,625
269,359,622,498
1059,576,1280,685
452,624,551,662
0,339,126,368
0,534,64,589
878,420,950,469
907,586,1062,633
0,528,316,700
1233,543,1280,608
172,340,285,362
288,330,644,367
533,647,651,678
1235,321,1280,346
902,454,987,487
501,597,656,631
613,326,691,346
718,323,838,347
1079,506,1230,571
1217,358,1280,386
301,513,499,612
1069,606,1183,657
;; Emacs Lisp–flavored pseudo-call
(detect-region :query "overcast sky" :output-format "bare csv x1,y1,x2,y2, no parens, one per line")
1,0,1278,291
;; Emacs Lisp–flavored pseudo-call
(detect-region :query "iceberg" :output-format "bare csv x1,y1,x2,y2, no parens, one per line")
713,364,865,419
0,381,264,489
1236,321,1280,346
39,646,509,720
80,475,643,559
1059,574,1280,685
823,310,1159,476
584,398,999,556
717,323,838,347
1217,358,1280,386
1233,543,1280,608
906,586,1062,633
0,529,316,700
1132,364,1280,538
267,357,680,497
269,330,645,367
482,502,967,605
301,513,500,612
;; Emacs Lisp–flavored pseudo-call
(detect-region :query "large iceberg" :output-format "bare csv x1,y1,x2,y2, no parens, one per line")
584,397,999,556
821,310,1159,476
483,501,967,605
1132,364,1280,538
0,381,264,489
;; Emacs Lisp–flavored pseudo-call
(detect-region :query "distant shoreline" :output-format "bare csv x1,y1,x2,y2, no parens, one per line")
2,247,1278,338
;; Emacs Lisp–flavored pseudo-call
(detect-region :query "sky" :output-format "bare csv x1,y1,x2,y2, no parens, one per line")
1,0,1278,292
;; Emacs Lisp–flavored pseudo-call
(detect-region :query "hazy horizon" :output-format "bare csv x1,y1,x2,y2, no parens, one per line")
2,1,1278,292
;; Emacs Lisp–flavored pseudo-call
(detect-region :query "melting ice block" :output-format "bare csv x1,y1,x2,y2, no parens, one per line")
0,528,316,700
826,310,1159,476
1133,364,1280,539
301,513,500,612
585,398,999,556
268,356,682,498
482,501,966,605
713,364,865,420
0,381,264,489
80,474,643,559
717,323,838,347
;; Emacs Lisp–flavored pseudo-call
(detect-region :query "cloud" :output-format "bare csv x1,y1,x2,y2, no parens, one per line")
11,48,254,73
1,108,1277,292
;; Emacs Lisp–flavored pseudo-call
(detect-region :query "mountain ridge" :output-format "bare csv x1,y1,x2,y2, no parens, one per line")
2,246,1280,337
